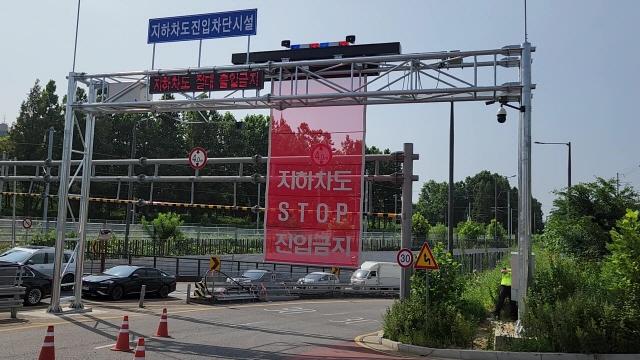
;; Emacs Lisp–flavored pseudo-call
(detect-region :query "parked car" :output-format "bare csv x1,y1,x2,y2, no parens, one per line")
18,266,53,306
350,261,401,288
82,265,176,300
0,262,52,306
0,246,76,287
226,269,287,286
297,272,339,285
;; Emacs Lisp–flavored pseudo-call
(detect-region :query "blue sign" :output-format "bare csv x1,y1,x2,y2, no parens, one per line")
148,9,257,44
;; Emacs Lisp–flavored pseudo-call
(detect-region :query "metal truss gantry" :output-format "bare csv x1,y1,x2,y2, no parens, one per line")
45,43,533,313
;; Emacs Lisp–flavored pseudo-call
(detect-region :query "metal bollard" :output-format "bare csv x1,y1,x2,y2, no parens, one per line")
186,283,191,304
139,285,146,308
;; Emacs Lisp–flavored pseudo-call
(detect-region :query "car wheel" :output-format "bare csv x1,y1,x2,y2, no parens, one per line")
159,285,169,298
111,285,124,301
62,273,74,290
25,287,43,306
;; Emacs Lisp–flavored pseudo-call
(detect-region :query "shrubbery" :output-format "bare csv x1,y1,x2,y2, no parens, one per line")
383,243,490,348
517,209,640,353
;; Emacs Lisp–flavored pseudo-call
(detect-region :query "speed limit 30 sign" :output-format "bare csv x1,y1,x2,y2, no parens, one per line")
396,248,414,268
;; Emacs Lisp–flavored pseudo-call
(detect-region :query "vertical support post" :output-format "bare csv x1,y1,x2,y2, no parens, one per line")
43,127,54,233
256,183,261,230
447,102,454,252
49,72,77,313
567,142,572,190
517,41,533,320
124,125,136,263
400,143,414,300
494,176,498,244
151,44,156,70
0,153,5,212
71,82,96,309
11,161,16,246
507,186,511,247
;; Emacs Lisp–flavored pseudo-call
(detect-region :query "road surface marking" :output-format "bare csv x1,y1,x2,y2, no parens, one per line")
264,307,316,315
238,321,265,326
322,312,349,316
330,317,377,325
0,299,389,333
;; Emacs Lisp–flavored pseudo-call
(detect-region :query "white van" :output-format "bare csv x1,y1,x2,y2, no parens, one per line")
350,261,401,288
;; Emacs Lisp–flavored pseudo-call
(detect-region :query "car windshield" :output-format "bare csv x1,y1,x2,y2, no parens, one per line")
0,249,32,264
242,271,266,280
305,273,325,280
353,270,369,279
103,266,136,277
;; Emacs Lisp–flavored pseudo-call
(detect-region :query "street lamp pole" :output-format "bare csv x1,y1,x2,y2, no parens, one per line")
534,141,571,190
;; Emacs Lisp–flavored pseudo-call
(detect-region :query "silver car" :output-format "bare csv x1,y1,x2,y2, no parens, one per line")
297,272,339,285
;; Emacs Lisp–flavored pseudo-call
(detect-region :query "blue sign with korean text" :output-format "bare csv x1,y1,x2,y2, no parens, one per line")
148,9,257,44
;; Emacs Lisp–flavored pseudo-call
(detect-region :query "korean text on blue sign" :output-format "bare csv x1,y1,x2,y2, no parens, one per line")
148,9,257,44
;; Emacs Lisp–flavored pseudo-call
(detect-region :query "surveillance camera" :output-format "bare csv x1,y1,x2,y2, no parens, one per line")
497,106,507,123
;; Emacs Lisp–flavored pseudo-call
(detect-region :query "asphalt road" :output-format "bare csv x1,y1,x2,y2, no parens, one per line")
0,297,409,359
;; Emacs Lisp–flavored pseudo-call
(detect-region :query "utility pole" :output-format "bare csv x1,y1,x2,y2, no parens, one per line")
616,172,620,195
43,127,54,232
494,176,498,244
507,186,511,246
447,102,454,252
400,143,417,301
124,124,137,262
517,40,533,321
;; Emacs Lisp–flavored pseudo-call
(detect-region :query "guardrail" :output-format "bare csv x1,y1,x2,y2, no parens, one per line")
0,264,25,318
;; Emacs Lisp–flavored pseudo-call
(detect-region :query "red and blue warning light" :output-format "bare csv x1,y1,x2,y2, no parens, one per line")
281,35,356,50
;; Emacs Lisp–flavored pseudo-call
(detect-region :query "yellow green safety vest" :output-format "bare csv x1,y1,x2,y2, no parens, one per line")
501,270,512,286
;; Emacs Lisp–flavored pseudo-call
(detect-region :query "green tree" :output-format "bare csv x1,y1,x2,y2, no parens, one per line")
457,220,485,241
486,218,506,240
429,223,447,242
415,180,449,225
603,209,640,308
542,178,639,258
412,212,430,235
10,80,64,160
142,212,184,243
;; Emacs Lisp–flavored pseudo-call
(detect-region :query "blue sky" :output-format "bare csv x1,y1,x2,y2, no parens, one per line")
1,0,638,216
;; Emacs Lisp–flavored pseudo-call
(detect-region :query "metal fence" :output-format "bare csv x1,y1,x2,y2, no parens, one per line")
0,217,512,256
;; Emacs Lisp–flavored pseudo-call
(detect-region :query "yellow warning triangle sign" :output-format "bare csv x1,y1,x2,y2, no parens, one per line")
414,242,439,270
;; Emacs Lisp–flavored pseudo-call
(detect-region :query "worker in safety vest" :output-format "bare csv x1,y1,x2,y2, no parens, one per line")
493,267,517,319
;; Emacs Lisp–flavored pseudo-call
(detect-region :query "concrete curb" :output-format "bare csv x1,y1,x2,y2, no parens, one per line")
368,332,639,360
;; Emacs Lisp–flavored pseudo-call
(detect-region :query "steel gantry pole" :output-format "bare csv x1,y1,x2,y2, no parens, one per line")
49,73,77,313
447,102,455,252
517,41,533,320
43,127,54,232
71,82,96,309
400,143,415,300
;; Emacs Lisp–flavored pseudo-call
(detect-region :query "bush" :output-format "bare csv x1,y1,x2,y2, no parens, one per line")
30,230,57,247
518,242,640,353
457,220,485,241
383,242,485,348
429,223,447,243
384,300,476,348
412,213,430,236
485,219,506,240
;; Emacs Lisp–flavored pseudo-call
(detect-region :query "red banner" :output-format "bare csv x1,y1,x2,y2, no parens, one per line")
265,79,364,267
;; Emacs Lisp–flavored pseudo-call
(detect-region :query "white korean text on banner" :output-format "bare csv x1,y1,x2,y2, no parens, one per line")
148,9,256,44
265,78,365,268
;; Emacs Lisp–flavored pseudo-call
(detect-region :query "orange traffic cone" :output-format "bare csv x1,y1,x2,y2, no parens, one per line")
38,325,55,360
111,315,133,352
133,337,145,360
155,308,170,337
